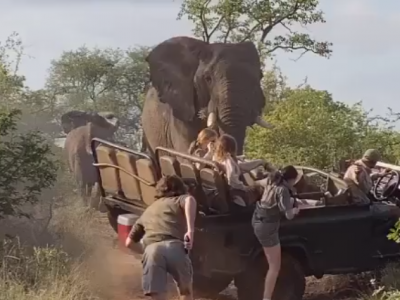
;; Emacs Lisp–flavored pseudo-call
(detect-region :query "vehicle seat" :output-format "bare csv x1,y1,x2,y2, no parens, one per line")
199,168,229,213
95,145,122,196
116,150,142,201
324,176,351,206
180,162,209,210
159,156,181,177
136,158,158,206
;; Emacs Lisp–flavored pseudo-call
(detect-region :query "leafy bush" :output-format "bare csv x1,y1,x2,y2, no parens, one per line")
246,86,400,170
0,108,58,218
387,220,400,244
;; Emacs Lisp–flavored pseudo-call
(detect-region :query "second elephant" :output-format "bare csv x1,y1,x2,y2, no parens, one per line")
62,111,119,208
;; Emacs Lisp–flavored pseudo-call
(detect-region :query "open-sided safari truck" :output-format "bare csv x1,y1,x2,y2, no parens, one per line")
91,138,400,300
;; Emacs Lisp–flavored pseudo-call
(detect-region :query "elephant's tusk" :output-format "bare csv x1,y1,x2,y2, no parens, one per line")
255,116,274,129
207,112,217,127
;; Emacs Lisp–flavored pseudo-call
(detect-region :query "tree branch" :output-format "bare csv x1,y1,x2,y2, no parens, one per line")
209,16,224,40
266,44,319,56
291,49,308,61
223,17,234,43
260,1,300,43
199,0,212,42
240,1,271,42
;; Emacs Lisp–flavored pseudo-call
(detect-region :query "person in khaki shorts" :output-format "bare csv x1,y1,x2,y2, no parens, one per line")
343,149,400,216
125,175,197,300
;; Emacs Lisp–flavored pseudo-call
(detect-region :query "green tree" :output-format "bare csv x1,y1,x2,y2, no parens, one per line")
46,46,150,147
245,86,400,170
261,64,288,109
0,32,25,105
178,0,332,59
0,108,58,218
0,33,59,139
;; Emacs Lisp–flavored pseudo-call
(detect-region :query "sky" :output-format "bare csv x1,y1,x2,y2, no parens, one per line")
1,0,399,117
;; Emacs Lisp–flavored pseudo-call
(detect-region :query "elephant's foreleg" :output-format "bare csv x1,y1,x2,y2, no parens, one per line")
88,184,101,210
79,182,89,207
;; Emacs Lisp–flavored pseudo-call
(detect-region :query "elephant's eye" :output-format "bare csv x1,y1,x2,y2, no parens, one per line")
205,74,212,84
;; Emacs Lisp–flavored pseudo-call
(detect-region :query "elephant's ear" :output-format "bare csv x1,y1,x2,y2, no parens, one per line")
146,37,208,121
61,110,90,134
236,41,266,113
98,111,120,132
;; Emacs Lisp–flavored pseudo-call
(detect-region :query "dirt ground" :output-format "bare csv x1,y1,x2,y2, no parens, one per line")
88,214,372,300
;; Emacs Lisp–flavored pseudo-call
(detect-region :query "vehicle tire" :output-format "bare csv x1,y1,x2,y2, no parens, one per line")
273,253,306,300
235,253,305,300
234,255,266,300
192,273,233,298
106,206,127,233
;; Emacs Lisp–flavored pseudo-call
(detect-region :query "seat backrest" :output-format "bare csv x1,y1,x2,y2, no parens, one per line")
325,189,351,206
159,156,181,177
326,177,339,196
95,145,121,196
136,158,158,206
325,176,350,206
180,162,211,209
242,173,255,186
115,150,142,201
199,168,229,213
180,162,200,184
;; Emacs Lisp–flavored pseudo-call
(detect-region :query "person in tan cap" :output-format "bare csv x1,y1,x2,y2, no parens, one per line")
344,149,400,216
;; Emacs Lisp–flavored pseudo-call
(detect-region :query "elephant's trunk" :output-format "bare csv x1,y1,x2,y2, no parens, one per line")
212,69,266,155
217,105,247,155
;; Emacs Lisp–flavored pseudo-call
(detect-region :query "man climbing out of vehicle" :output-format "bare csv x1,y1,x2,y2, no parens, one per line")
343,149,400,217
125,175,197,300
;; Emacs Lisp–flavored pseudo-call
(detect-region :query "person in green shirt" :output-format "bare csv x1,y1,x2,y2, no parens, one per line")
125,175,197,300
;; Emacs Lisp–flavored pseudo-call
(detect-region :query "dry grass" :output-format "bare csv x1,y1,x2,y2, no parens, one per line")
0,188,146,300
0,206,99,300
0,242,98,300
0,164,110,300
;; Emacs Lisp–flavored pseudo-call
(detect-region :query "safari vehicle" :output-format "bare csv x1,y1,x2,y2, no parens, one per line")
91,138,400,300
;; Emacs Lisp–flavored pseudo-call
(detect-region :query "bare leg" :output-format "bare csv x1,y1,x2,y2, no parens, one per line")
263,244,281,299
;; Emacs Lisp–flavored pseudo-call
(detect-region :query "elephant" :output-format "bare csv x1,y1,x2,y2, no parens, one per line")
62,111,119,208
141,36,273,157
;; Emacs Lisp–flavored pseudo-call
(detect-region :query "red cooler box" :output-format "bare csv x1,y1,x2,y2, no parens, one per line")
117,214,141,252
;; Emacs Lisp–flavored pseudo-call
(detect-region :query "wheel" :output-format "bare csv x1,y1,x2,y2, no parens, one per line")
234,255,266,300
273,254,306,300
192,273,232,298
106,205,128,233
234,253,305,300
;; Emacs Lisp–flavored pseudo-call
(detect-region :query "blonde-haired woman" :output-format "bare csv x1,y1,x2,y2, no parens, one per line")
213,134,265,205
188,129,218,169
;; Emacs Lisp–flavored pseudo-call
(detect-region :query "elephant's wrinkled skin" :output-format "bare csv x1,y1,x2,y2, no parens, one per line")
62,111,119,207
142,36,272,156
